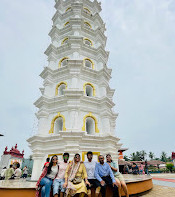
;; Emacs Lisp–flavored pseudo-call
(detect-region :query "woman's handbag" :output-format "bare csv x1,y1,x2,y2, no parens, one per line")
72,177,82,184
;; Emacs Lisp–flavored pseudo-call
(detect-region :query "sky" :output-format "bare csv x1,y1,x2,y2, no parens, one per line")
0,0,175,159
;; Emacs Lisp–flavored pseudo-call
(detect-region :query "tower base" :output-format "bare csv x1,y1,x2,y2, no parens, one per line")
27,131,121,180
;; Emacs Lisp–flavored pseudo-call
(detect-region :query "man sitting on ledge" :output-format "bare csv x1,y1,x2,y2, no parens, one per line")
95,155,119,197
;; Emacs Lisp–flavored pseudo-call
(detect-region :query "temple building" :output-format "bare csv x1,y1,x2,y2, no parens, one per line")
0,144,24,172
28,0,122,180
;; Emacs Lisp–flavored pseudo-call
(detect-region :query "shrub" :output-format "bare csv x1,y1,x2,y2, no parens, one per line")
166,163,174,172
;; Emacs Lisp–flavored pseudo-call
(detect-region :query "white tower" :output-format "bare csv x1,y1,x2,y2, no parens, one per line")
28,0,121,180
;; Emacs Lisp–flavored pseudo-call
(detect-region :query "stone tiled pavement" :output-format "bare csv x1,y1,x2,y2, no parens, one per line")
138,173,175,196
139,185,175,196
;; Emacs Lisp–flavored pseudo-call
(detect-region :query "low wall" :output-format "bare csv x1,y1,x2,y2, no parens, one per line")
0,175,153,197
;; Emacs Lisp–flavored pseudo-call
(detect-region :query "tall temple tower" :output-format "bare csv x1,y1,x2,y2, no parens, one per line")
28,0,121,180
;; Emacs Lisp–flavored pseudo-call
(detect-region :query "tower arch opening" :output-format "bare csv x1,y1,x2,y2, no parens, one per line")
84,22,91,29
84,58,94,69
84,38,92,46
86,117,95,135
83,7,91,14
65,7,71,12
82,113,99,133
59,84,66,96
55,82,67,96
86,85,93,97
84,83,95,97
64,22,70,27
59,57,69,67
54,117,63,134
62,37,69,45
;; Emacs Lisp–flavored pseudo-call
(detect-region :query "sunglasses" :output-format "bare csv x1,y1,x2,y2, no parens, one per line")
75,156,80,159
52,158,58,161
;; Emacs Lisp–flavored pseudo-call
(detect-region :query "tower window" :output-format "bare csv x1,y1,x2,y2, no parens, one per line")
65,7,71,12
54,117,63,134
62,38,69,45
84,39,92,46
84,22,91,29
86,85,93,97
84,58,93,69
84,83,95,97
86,117,95,134
59,57,69,67
59,84,66,96
84,7,91,14
64,22,70,27
55,82,67,96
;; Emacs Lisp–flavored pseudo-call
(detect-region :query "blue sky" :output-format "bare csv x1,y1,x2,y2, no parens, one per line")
0,0,175,159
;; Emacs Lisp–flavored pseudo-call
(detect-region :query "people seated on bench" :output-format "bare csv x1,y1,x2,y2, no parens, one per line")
95,155,119,197
5,165,14,180
84,151,101,197
14,163,22,179
63,153,90,197
36,155,59,197
106,154,129,197
53,153,69,197
132,163,139,175
0,167,7,180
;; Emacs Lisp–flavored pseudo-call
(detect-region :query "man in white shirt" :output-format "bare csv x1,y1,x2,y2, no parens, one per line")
14,163,22,179
84,151,101,197
53,152,69,197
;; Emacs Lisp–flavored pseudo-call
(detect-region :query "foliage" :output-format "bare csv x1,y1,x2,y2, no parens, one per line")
130,150,147,161
124,155,130,161
149,152,155,160
160,151,167,162
166,163,174,172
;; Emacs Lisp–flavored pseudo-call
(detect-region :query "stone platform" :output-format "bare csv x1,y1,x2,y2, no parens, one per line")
0,175,153,197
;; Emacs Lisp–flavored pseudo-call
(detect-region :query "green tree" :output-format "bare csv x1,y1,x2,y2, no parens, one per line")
149,152,155,160
124,155,130,161
166,163,174,173
140,150,147,161
160,151,167,162
130,152,141,161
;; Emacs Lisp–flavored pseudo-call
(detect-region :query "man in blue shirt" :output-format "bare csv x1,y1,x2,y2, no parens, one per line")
95,155,119,197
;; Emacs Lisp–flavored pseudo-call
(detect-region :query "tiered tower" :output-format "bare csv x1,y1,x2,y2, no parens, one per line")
28,0,121,180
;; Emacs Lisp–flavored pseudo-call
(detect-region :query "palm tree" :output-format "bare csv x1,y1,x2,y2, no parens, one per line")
149,152,155,160
140,150,147,161
160,151,167,162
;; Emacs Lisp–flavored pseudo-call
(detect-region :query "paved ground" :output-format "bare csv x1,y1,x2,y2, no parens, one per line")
139,185,175,197
138,173,175,197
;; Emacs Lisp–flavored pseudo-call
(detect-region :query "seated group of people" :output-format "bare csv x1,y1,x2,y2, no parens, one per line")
0,163,23,180
36,152,129,197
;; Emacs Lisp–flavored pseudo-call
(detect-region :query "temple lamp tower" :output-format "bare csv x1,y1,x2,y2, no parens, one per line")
28,0,122,180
